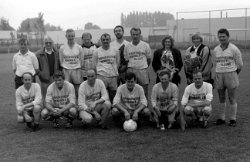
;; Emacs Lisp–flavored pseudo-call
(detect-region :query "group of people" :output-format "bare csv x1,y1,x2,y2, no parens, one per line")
12,26,243,132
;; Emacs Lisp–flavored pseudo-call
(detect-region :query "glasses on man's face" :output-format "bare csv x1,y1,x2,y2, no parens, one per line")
45,42,52,45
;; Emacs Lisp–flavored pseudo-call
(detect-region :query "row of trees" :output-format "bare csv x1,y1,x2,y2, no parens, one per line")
121,11,174,27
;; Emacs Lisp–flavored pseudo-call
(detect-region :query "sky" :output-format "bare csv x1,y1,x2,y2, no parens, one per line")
0,0,249,30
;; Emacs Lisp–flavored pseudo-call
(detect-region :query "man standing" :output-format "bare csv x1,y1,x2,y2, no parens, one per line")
78,69,111,129
124,27,151,99
184,34,213,85
15,72,42,131
180,70,213,130
59,29,83,96
81,32,98,81
36,36,60,101
110,25,129,85
41,71,77,128
213,28,243,127
93,33,120,103
151,69,179,130
112,72,151,129
12,36,39,89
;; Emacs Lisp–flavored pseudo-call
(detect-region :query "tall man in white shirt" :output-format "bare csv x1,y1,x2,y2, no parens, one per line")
110,25,129,85
124,27,151,99
213,28,243,127
15,72,42,131
12,36,39,89
93,33,120,103
59,29,83,96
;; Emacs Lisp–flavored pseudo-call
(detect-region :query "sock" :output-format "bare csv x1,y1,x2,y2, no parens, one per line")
229,103,237,121
218,102,226,120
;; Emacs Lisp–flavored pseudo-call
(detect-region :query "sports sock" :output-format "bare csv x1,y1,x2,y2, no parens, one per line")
218,102,226,120
229,103,237,121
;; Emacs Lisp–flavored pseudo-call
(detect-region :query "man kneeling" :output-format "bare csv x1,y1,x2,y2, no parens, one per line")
15,72,42,131
180,70,213,130
78,69,111,129
151,69,179,130
112,72,150,129
41,71,77,128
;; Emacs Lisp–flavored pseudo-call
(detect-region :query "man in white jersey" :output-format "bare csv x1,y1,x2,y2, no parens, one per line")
41,71,77,128
213,28,243,127
93,33,120,103
15,72,42,131
59,29,83,96
151,69,178,130
12,36,39,89
110,25,129,85
180,70,213,131
124,27,151,99
78,69,111,129
112,72,151,128
81,32,98,81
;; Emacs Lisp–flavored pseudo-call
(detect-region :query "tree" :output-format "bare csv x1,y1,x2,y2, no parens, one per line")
44,23,62,31
84,22,101,30
120,11,175,27
18,13,45,33
0,17,15,30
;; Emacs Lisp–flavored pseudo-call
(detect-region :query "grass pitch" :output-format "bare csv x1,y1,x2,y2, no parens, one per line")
0,50,250,162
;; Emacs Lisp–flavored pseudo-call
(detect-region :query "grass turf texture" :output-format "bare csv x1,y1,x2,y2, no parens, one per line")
1,50,250,161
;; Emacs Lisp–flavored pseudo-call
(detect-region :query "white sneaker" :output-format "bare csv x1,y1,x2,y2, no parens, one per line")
160,124,165,130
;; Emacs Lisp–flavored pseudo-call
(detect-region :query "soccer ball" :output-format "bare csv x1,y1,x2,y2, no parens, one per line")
123,119,137,132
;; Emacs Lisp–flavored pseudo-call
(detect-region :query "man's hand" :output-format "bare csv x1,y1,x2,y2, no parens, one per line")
93,111,101,121
153,107,161,117
132,111,138,121
89,101,97,111
124,111,130,120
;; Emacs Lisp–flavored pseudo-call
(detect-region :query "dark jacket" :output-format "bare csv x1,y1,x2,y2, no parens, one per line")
152,48,183,85
35,47,60,83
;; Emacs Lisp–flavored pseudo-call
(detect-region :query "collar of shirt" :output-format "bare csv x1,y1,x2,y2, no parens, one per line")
220,42,230,51
45,48,54,55
18,50,29,56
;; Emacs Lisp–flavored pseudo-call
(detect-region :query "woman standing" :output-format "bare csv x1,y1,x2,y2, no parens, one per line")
152,35,183,86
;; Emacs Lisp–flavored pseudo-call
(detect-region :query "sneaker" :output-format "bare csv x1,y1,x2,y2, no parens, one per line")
53,119,60,128
26,122,32,128
32,124,41,132
66,119,73,128
160,124,165,130
215,119,226,125
229,120,237,127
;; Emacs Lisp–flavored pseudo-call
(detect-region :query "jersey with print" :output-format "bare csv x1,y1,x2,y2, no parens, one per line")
81,46,97,77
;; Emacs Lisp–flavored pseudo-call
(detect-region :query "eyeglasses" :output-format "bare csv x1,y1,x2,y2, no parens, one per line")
45,42,52,44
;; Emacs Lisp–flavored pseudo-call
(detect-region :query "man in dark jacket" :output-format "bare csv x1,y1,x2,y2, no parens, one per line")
36,36,60,103
152,35,183,86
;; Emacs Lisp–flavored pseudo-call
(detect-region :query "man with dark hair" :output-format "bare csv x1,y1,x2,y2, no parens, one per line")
180,70,213,130
111,25,129,85
151,69,179,130
213,28,243,127
124,27,151,99
36,36,60,102
15,72,42,131
112,72,150,128
184,33,213,85
41,71,77,128
93,33,120,103
12,36,39,89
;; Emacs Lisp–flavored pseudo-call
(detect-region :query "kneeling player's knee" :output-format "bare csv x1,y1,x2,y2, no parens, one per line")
41,109,49,118
17,115,24,123
184,106,193,116
143,108,150,116
33,105,41,114
69,107,77,117
202,106,212,116
111,107,119,116
79,111,92,124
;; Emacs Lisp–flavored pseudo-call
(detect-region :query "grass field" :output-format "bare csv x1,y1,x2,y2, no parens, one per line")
1,50,250,162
